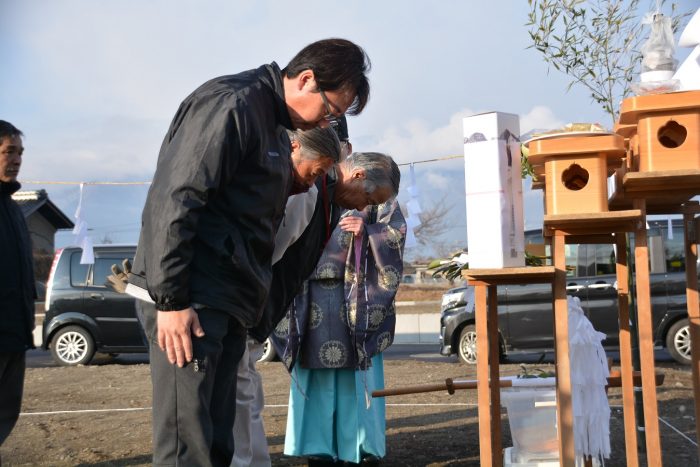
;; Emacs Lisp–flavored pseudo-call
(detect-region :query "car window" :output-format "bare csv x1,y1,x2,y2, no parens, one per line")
523,230,579,276
661,226,685,272
564,244,578,277
618,220,686,274
70,252,90,287
91,256,134,288
593,243,616,276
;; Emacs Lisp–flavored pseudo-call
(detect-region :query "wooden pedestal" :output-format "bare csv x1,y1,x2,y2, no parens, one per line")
619,91,700,172
614,122,638,172
528,134,625,215
462,267,555,467
608,169,700,211
463,210,662,467
609,167,700,462
683,211,700,463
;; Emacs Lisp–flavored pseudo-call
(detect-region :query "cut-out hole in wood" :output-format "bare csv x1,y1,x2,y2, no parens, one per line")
561,163,589,191
657,120,687,148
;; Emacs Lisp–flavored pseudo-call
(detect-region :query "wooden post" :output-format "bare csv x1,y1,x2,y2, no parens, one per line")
615,233,639,466
487,284,502,461
474,283,499,467
552,232,575,466
683,212,700,459
632,199,663,466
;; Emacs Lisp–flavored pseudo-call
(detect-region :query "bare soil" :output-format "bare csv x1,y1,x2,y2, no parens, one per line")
2,357,697,466
395,284,454,303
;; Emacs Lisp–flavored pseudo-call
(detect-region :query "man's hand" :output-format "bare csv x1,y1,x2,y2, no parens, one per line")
157,307,205,367
106,258,131,294
339,216,364,236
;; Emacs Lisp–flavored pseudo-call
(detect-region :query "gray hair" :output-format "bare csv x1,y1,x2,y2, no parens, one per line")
344,152,400,195
287,127,341,163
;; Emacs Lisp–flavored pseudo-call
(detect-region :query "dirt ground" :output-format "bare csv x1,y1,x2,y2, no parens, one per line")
2,354,697,467
395,283,454,303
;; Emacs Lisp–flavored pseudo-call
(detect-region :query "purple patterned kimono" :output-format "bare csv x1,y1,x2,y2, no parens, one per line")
273,199,406,371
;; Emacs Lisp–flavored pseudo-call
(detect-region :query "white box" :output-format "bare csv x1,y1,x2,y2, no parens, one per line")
463,112,525,268
503,447,559,467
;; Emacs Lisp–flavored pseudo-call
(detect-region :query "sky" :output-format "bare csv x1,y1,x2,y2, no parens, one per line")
1,0,697,260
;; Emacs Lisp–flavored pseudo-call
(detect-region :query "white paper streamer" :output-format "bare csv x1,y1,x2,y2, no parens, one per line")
80,236,95,264
73,183,95,265
405,215,422,231
403,164,423,248
406,198,422,216
568,296,611,464
405,225,418,248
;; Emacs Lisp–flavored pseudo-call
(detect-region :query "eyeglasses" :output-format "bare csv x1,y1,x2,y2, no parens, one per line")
318,88,344,124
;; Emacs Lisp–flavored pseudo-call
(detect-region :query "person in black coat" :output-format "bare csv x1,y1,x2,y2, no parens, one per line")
0,120,35,451
128,38,371,467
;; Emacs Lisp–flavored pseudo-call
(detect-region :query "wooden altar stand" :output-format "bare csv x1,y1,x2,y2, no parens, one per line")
610,181,700,465
462,266,554,467
464,210,643,467
615,90,700,463
467,129,664,466
464,91,700,467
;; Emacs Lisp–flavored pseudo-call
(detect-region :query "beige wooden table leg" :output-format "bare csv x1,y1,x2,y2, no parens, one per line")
487,284,502,463
552,232,575,467
475,283,498,467
615,233,639,466
683,213,700,459
632,199,663,466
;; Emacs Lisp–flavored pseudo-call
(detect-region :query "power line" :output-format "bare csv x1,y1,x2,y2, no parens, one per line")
20,154,465,186
397,154,462,167
22,181,151,185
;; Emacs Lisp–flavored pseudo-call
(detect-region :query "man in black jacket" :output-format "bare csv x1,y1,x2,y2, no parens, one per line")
0,120,35,451
128,38,371,467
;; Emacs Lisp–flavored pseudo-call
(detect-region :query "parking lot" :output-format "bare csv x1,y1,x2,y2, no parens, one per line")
1,346,697,466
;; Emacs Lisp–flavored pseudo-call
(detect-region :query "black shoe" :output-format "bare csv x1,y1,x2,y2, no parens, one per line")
308,456,342,466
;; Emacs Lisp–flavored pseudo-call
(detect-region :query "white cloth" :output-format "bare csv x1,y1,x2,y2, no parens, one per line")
567,296,611,464
231,339,271,467
232,186,318,466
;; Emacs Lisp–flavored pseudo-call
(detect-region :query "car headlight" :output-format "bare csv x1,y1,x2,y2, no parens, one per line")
441,290,466,311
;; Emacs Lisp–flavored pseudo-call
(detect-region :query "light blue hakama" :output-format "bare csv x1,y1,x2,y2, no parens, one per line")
284,354,386,463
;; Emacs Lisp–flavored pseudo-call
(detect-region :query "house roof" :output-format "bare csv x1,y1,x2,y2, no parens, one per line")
11,190,74,230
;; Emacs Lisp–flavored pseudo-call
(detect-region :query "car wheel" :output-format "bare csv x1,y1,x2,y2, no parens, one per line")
666,318,691,365
50,326,96,366
257,337,277,363
457,325,478,365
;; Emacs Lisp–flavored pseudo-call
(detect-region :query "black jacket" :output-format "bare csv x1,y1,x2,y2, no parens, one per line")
0,181,36,351
249,173,340,342
129,63,294,327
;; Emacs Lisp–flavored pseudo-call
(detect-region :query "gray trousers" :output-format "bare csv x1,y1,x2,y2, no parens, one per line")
0,352,25,446
139,301,247,467
230,338,271,467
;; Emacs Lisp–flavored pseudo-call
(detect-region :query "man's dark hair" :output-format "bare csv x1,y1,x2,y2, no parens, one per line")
0,120,23,140
335,115,349,142
284,38,371,116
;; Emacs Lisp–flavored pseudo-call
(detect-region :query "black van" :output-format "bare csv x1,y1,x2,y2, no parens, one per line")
42,245,145,365
41,245,279,365
440,219,695,365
